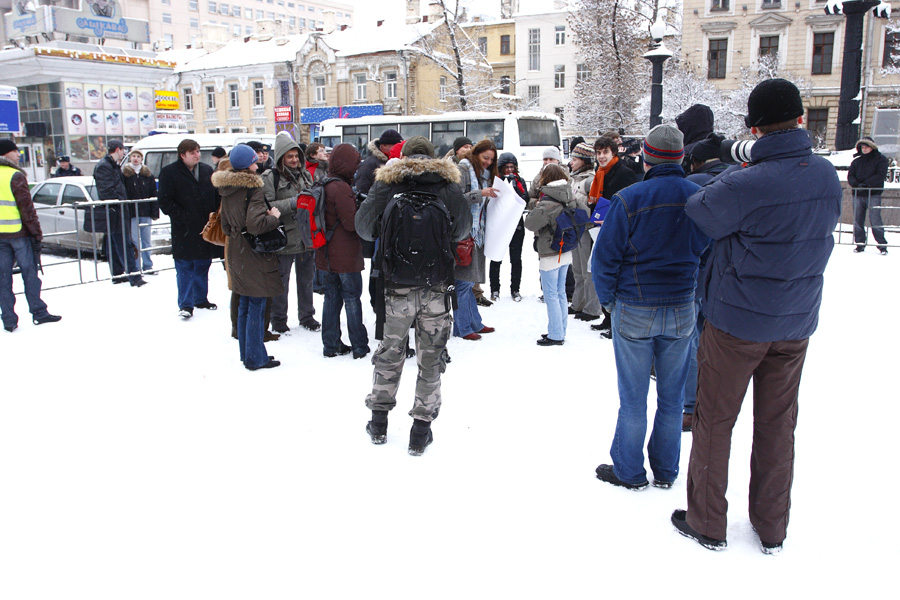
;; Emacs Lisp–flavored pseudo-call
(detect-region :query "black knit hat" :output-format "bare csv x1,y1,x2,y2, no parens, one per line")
745,78,804,128
453,136,473,153
212,146,227,158
378,129,403,146
0,139,17,156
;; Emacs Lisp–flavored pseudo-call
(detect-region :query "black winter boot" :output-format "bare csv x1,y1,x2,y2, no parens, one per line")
366,410,389,444
408,419,434,456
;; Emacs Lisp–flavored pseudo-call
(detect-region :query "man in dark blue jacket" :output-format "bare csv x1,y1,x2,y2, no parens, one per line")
673,79,842,555
591,124,709,491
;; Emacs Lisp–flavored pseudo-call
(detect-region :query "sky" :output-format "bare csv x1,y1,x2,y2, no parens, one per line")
2,226,897,599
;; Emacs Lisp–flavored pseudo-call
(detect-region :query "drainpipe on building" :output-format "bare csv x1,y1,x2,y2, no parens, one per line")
399,49,409,116
859,13,876,137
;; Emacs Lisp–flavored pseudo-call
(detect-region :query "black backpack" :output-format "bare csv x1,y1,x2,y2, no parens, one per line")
379,190,455,287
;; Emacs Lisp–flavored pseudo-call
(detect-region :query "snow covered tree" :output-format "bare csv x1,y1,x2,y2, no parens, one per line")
413,0,501,112
568,0,679,134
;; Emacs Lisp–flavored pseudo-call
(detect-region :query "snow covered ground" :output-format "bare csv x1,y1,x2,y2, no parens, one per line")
2,238,897,599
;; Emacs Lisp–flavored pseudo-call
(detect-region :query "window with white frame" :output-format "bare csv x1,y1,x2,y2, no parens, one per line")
478,37,487,55
163,34,173,49
209,1,216,13
354,74,367,101
267,11,275,18
228,83,239,108
576,63,591,82
253,81,264,106
440,76,447,102
205,85,216,110
162,12,172,23
183,88,193,111
528,28,540,71
299,17,306,28
220,3,229,15
232,5,241,17
245,25,253,35
256,9,264,18
554,107,564,125
554,65,565,89
555,25,565,45
527,85,540,106
385,72,398,99
162,0,170,4
499,76,510,94
245,7,252,18
190,17,199,27
189,0,198,9
314,77,326,103
233,25,241,36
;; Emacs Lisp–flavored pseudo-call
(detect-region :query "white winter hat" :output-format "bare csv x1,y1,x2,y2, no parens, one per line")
543,147,562,161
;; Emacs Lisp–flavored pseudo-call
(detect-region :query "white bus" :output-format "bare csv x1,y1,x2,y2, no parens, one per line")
317,111,561,181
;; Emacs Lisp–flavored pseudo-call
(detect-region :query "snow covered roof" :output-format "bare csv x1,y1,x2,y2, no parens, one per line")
324,19,443,57
167,33,312,72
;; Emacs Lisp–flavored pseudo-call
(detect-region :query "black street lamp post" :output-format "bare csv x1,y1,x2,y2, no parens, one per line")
644,19,672,129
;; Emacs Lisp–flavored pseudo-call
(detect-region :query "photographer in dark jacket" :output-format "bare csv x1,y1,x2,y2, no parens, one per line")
848,136,890,254
92,140,145,287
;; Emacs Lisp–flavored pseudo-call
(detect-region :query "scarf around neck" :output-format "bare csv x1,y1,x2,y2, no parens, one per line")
589,155,619,201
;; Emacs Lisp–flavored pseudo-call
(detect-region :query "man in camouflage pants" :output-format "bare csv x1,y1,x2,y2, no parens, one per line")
355,136,471,455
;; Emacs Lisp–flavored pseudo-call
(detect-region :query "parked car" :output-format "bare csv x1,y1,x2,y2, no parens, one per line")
29,176,171,257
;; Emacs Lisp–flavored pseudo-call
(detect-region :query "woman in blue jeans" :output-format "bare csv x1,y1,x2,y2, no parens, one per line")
524,164,587,346
213,144,285,370
454,140,498,341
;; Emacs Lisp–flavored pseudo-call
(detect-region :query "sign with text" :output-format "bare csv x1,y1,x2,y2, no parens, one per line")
274,105,293,123
0,86,21,134
4,1,149,43
155,90,179,111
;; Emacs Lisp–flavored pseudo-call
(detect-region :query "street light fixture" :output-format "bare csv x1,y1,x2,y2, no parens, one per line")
644,17,673,129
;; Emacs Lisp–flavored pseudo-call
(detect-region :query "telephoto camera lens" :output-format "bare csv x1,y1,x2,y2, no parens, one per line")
719,139,755,164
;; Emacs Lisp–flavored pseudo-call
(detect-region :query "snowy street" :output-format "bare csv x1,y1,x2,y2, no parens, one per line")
2,239,896,599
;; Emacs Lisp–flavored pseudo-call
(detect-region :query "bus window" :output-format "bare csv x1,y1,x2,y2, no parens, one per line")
342,126,369,156
518,118,561,147
467,120,504,149
432,121,465,157
319,136,340,149
400,123,430,141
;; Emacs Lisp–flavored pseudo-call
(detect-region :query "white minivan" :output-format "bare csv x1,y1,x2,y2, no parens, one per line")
128,133,277,176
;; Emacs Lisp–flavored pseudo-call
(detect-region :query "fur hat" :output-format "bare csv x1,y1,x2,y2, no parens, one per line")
856,136,879,154
570,142,594,161
229,144,258,170
0,139,17,156
642,124,684,166
543,146,562,161
401,136,435,158
745,78,804,128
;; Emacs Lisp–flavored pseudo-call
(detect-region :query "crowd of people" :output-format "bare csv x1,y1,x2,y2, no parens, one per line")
0,78,869,555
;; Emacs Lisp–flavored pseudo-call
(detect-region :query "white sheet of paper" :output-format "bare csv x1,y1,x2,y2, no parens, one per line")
483,176,526,262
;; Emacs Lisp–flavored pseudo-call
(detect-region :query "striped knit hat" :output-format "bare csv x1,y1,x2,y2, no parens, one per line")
570,142,594,161
642,124,684,166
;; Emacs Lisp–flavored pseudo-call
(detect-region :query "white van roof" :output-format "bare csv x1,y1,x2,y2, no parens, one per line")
130,133,277,152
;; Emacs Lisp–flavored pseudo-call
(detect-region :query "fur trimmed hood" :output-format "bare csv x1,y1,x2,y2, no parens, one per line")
211,168,264,189
366,140,389,163
0,156,24,174
374,156,461,185
122,163,153,178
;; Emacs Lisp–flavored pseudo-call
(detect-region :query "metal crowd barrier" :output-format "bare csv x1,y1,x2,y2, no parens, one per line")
835,187,897,248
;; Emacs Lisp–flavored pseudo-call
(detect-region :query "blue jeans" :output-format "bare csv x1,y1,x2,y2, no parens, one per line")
540,265,569,341
174,258,212,310
131,217,153,271
238,295,268,369
322,271,369,355
610,301,695,485
452,279,483,337
0,237,50,328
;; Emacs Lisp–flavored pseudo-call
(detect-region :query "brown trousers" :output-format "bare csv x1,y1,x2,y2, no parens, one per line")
685,322,809,544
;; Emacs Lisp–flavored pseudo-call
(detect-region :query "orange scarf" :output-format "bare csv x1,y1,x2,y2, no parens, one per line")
589,155,619,202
